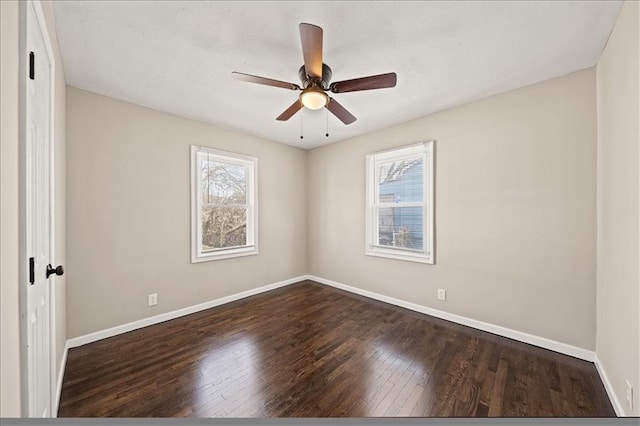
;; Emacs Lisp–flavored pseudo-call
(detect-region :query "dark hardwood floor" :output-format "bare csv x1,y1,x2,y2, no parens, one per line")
58,280,614,417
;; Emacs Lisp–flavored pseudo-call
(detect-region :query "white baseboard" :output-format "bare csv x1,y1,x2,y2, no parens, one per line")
306,274,595,362
594,354,625,416
65,274,596,361
66,272,595,361
62,274,617,414
66,275,306,348
53,341,69,417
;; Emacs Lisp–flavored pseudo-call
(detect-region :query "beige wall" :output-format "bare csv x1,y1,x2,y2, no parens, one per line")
0,0,66,416
5,0,636,418
65,87,307,338
596,0,639,417
1,0,23,417
308,68,597,350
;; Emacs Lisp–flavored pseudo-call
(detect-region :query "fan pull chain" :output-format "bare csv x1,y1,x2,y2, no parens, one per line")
300,111,304,139
326,109,329,138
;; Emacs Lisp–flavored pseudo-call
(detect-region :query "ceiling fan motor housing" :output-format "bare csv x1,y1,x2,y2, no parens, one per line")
299,64,332,90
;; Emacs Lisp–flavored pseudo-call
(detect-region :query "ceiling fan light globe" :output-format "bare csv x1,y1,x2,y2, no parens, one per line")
300,90,328,110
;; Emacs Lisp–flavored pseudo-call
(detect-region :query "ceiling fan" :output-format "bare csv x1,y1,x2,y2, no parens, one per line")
232,23,397,125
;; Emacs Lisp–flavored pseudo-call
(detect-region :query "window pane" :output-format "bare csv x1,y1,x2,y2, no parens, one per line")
201,206,247,250
201,159,247,205
377,157,423,203
377,206,423,250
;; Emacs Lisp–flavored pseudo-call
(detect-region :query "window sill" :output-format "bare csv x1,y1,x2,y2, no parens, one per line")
366,247,433,264
191,247,258,263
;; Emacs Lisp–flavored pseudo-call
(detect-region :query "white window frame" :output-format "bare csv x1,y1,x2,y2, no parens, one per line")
190,145,258,263
365,141,434,264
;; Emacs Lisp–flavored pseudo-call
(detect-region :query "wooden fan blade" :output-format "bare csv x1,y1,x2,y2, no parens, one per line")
232,72,300,90
326,97,356,125
330,72,397,93
276,100,303,121
299,23,323,79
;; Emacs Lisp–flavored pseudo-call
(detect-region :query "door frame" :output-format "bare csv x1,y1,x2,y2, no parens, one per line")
18,0,58,417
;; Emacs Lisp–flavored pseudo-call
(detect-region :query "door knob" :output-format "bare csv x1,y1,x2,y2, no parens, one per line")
46,264,64,278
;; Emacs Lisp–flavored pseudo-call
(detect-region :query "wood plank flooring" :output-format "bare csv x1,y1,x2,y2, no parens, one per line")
58,280,614,417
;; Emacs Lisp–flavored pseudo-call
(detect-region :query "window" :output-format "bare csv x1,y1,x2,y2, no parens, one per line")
366,141,434,264
191,146,257,262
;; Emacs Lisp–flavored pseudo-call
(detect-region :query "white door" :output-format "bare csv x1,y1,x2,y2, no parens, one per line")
24,1,53,417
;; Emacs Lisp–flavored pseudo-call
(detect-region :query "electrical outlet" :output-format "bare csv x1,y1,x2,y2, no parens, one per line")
437,289,446,301
148,293,157,307
626,380,633,411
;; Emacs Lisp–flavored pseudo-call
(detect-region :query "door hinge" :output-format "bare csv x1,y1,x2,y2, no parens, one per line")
29,257,35,285
29,51,35,80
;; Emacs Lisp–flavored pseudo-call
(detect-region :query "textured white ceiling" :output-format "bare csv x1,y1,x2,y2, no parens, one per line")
52,1,622,149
